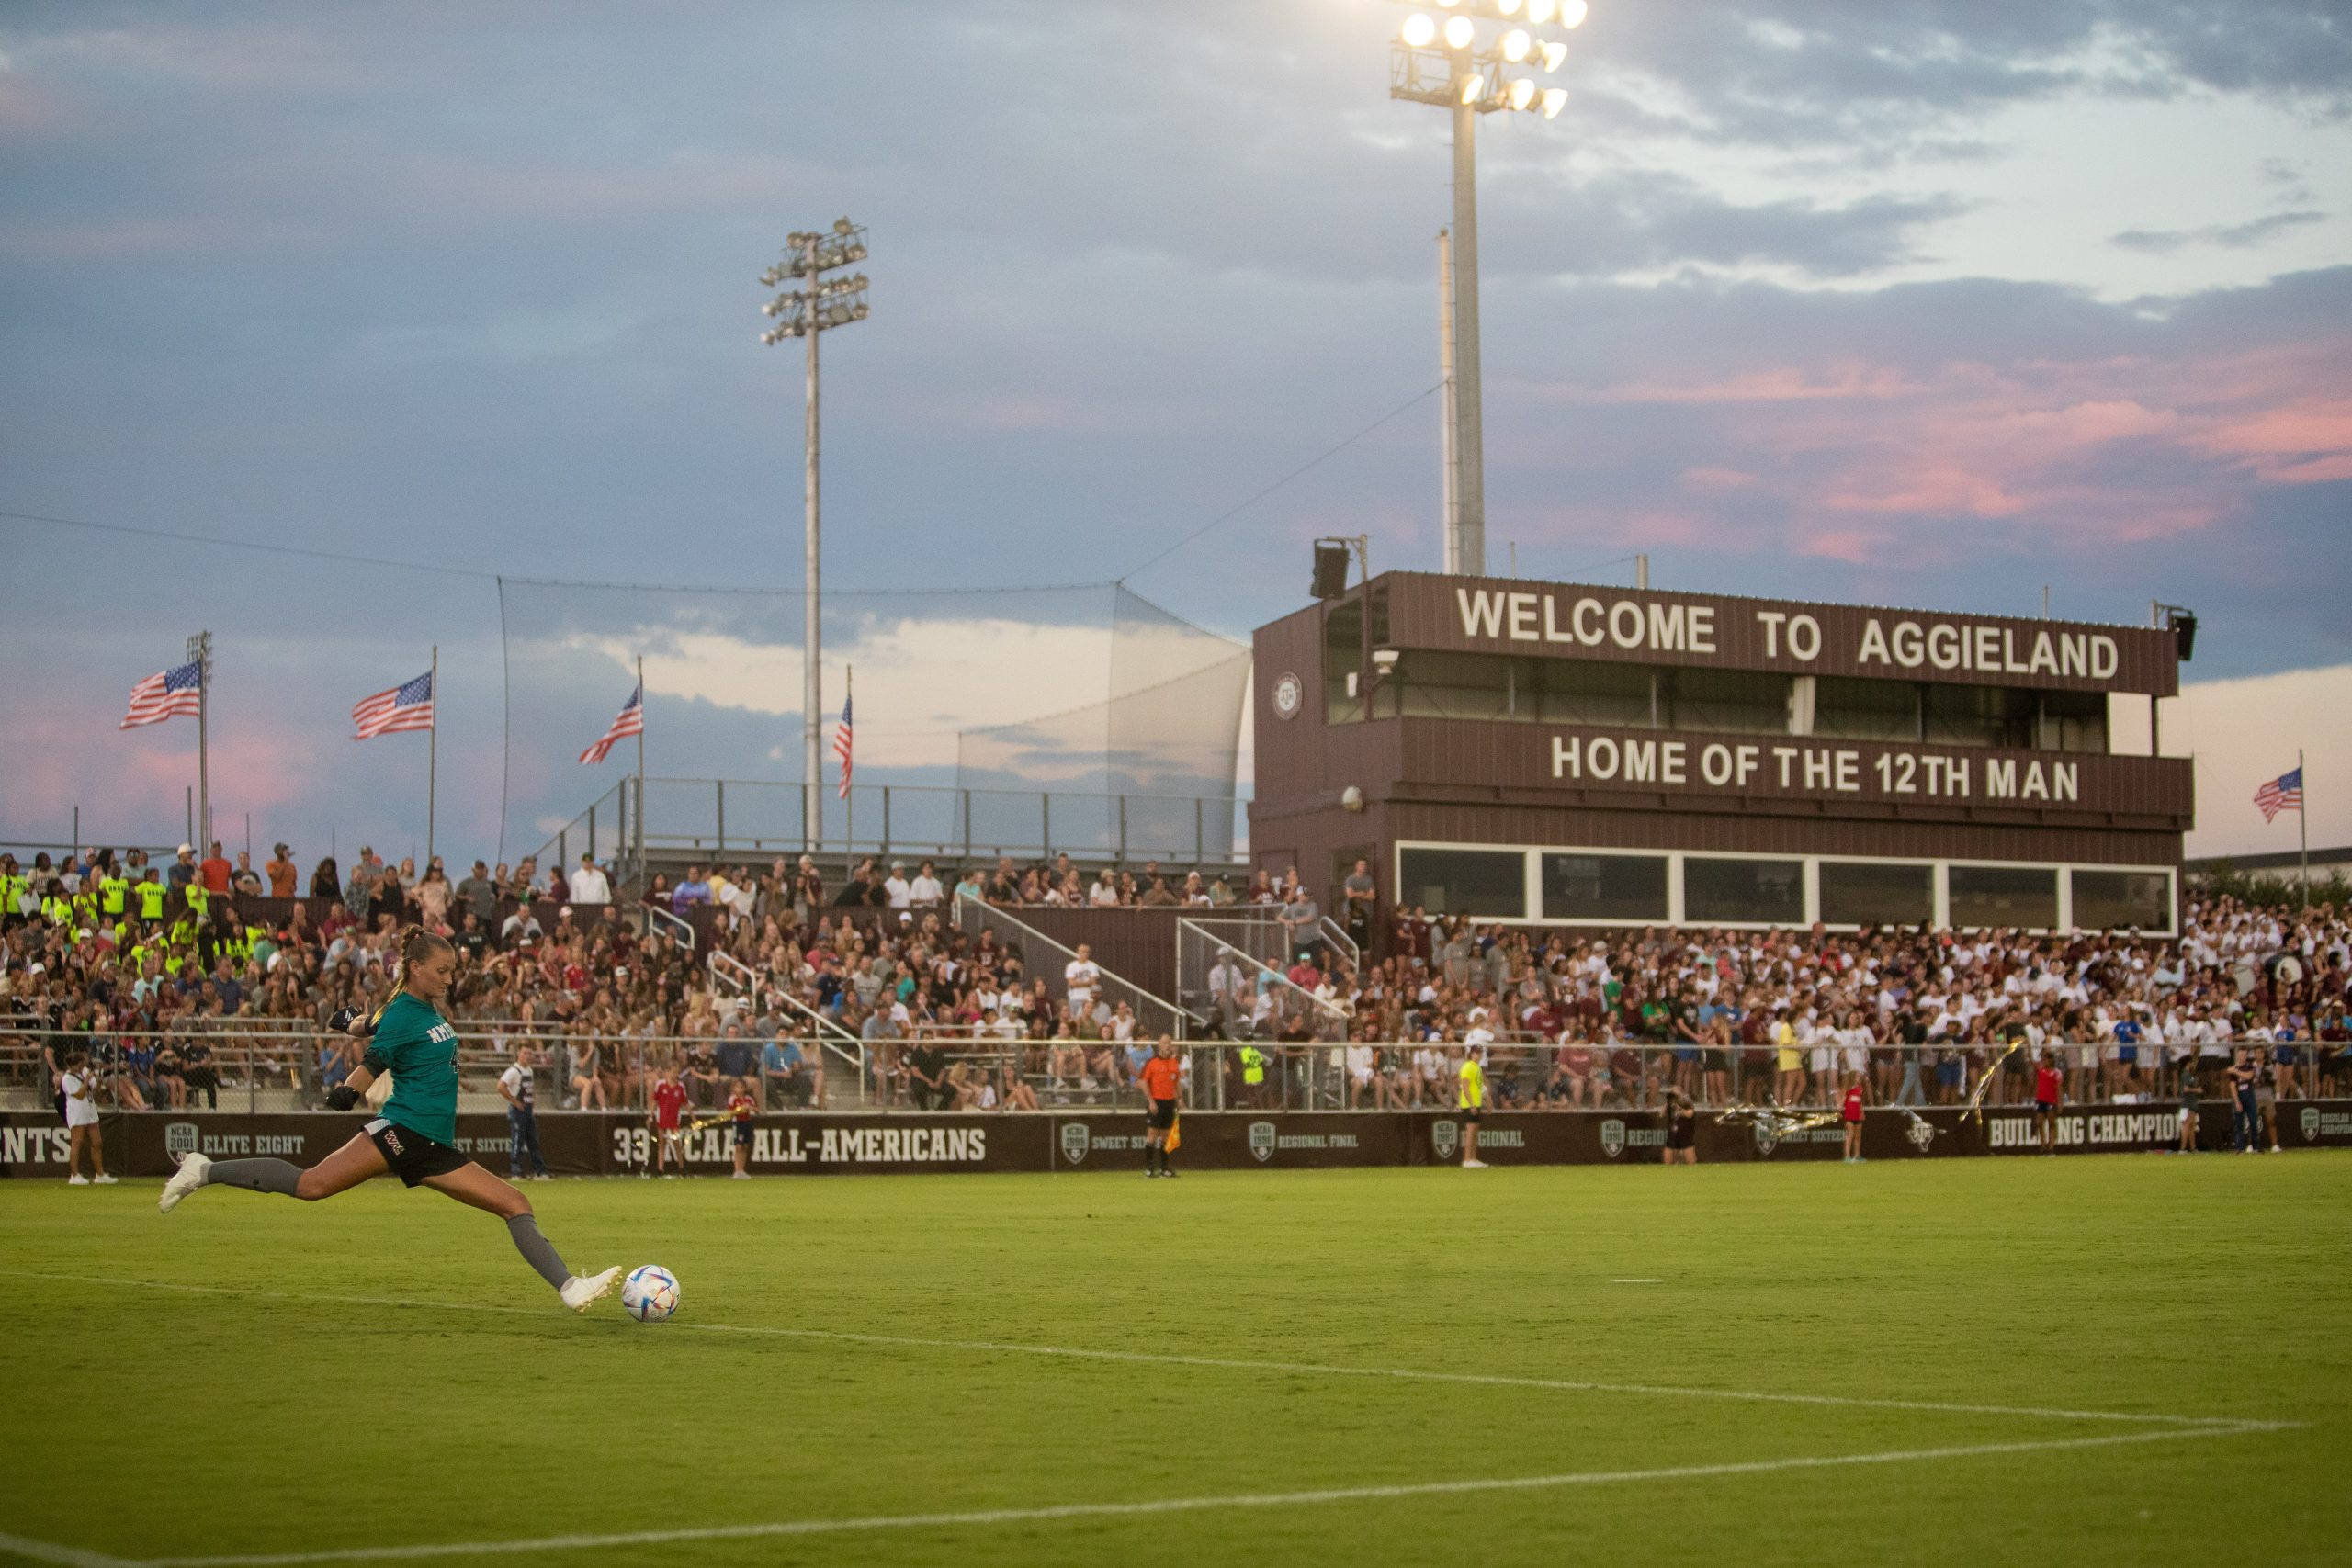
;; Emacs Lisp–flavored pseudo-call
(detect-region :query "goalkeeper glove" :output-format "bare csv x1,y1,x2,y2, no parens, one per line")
327,1006,375,1037
325,1084,362,1112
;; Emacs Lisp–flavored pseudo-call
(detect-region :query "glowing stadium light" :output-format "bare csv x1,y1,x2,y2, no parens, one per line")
1380,0,1590,579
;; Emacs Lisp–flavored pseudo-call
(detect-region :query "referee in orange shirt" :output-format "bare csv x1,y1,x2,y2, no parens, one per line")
1139,1036,1183,1179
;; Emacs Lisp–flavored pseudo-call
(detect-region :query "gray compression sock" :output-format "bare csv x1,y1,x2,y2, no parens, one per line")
204,1157,303,1196
507,1214,571,1292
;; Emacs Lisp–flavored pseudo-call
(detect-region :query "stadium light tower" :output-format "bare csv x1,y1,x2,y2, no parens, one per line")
761,219,870,852
1388,0,1586,577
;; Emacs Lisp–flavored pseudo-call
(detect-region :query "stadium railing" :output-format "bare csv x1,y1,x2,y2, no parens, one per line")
9,1030,2340,1120
529,776,1249,886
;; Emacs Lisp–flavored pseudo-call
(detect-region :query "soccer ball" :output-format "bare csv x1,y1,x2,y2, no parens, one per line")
620,1265,680,1323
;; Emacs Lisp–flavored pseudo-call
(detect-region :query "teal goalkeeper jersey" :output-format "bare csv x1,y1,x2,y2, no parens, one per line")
363,991,460,1146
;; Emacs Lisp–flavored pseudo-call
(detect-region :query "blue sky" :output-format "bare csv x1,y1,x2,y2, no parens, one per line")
3,0,2346,862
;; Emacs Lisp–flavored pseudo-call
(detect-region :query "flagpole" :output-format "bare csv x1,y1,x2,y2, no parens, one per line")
426,645,439,869
189,630,211,853
635,653,647,887
842,663,854,872
2299,747,2308,910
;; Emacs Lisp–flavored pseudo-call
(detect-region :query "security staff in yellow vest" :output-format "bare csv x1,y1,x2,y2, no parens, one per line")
98,870,130,918
1238,1043,1269,1108
136,872,168,920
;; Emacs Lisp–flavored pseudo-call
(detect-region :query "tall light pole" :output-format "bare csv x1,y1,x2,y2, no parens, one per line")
1390,0,1585,578
761,219,869,852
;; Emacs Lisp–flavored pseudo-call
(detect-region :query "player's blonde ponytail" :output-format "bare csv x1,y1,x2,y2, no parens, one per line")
393,923,453,994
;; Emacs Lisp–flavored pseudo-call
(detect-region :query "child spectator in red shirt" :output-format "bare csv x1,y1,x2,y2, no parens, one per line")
1841,1073,1867,1164
650,1066,688,1178
2034,1052,2063,1156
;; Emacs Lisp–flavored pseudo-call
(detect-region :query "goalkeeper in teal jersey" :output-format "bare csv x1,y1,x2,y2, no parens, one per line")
159,925,621,1312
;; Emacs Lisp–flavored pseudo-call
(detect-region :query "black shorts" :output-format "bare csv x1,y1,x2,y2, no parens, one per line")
733,1122,752,1146
1666,1122,1696,1150
2035,1100,2058,1115
1148,1098,1178,1131
365,1117,474,1188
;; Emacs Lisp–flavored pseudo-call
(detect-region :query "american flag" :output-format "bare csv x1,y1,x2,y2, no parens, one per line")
352,671,435,739
833,692,854,800
579,684,643,765
119,660,204,729
2254,766,2302,823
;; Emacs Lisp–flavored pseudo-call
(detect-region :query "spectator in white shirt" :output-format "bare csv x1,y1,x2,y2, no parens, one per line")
569,854,611,905
909,861,945,908
1066,943,1102,1016
883,863,913,910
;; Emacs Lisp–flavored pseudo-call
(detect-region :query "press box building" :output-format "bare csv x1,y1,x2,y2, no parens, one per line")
1249,572,2191,935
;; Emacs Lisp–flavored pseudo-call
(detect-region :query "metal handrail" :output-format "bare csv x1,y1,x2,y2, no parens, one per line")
644,904,695,953
956,897,1201,1038
1179,918,1347,1024
1318,915,1362,973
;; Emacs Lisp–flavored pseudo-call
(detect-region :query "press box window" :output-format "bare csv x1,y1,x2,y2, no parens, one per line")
1683,857,1804,924
1818,861,1932,927
1541,853,1668,921
1948,865,2057,929
1665,668,1792,736
1813,676,1921,742
1397,848,1527,919
2071,869,2171,931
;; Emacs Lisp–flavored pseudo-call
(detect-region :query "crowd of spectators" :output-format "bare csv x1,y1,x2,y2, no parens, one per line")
6,836,2348,1122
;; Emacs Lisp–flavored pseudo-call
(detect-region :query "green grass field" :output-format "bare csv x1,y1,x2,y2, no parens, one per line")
4,1154,2347,1567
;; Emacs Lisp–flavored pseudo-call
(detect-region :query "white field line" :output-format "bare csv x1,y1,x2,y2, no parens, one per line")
126,1424,2290,1567
0,1532,143,1568
20,1271,2253,1430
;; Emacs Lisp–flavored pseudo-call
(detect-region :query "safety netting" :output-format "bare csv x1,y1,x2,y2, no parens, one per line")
495,577,1248,863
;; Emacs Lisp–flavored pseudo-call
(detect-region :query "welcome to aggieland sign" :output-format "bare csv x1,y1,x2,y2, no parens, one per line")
10,1104,2351,1178
1383,572,2178,696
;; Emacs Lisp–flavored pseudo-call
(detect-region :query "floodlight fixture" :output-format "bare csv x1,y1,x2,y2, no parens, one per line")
1382,0,1590,578
759,220,872,852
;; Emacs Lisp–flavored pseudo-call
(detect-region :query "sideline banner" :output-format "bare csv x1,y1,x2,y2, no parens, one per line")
6,1101,2350,1178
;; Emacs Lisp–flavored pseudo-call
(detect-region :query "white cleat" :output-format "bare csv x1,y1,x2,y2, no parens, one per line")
67,1174,90,1186
560,1266,623,1314
1462,1159,1489,1169
93,1174,119,1185
159,1152,213,1213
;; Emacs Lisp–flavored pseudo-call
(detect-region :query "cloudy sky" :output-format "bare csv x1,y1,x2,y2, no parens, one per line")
3,0,2346,864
